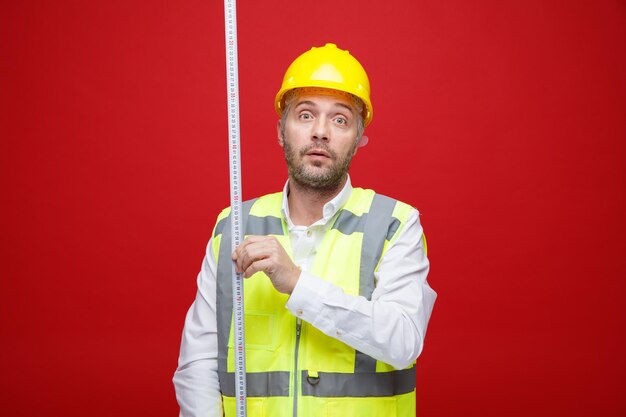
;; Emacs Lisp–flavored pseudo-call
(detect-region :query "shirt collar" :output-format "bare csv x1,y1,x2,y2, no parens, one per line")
281,176,353,228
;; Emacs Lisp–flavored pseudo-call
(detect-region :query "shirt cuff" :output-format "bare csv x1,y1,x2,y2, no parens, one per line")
286,271,333,322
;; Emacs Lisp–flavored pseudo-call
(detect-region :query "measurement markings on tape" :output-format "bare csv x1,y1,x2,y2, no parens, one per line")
223,0,246,416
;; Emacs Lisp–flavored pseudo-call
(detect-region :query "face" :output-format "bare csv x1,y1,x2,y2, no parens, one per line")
278,92,360,192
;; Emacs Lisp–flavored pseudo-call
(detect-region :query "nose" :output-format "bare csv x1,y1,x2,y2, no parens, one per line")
312,117,329,141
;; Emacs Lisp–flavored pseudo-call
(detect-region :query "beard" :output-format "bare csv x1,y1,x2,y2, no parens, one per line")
283,139,357,192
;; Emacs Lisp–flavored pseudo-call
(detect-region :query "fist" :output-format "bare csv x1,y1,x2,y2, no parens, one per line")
231,235,300,294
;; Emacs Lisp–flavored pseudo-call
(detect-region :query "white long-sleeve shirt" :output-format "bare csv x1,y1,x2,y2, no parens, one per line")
173,178,437,417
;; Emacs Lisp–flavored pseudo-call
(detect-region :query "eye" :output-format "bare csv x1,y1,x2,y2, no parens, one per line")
334,117,348,125
299,112,313,120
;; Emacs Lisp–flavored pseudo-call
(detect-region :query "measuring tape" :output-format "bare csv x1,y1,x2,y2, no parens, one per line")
223,0,247,416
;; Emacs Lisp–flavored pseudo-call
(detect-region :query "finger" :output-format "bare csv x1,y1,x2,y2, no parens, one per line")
243,258,275,279
233,236,279,273
233,244,249,273
238,241,273,275
236,246,250,273
232,235,270,260
232,237,257,270
243,235,271,244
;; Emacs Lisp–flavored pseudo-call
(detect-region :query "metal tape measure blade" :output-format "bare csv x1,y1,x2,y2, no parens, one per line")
224,0,247,416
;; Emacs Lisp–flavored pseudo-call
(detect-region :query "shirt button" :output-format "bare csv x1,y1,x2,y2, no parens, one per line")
335,329,343,336
306,230,312,237
296,309,303,317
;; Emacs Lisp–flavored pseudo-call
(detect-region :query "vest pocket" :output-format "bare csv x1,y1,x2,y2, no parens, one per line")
228,311,277,350
223,396,265,417
325,397,397,417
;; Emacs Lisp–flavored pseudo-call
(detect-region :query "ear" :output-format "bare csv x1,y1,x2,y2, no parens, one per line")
351,135,368,156
277,119,285,147
357,135,369,149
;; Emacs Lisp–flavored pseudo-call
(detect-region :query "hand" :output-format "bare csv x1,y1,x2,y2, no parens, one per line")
231,235,300,294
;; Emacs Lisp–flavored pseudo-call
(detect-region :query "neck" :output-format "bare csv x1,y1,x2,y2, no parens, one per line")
287,176,347,226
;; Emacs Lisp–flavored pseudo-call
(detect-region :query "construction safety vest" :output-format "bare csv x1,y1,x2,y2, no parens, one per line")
212,188,417,417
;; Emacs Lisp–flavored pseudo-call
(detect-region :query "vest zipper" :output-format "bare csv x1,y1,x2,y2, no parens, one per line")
293,318,302,417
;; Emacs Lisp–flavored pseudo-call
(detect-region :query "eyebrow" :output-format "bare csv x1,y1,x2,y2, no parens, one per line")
294,100,355,115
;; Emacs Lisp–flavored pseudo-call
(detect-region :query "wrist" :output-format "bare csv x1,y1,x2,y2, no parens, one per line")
287,266,301,294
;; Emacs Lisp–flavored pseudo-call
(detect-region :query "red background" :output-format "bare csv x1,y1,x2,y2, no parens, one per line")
1,1,625,416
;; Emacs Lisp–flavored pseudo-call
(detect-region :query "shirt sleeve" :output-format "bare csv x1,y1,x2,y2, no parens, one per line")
285,208,437,370
172,240,223,417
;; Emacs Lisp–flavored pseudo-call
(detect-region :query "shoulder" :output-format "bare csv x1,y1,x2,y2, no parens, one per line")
351,187,418,217
212,191,284,237
351,188,422,243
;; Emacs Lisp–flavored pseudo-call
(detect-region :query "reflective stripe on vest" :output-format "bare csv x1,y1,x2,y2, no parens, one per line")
213,190,416,408
218,368,416,398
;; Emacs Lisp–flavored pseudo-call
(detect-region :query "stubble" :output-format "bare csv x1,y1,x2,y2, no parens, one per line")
283,140,357,193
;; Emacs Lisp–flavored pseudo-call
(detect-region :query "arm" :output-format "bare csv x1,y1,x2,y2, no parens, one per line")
286,209,436,369
173,242,222,417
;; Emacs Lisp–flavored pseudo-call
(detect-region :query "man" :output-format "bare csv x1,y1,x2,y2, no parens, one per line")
174,43,436,417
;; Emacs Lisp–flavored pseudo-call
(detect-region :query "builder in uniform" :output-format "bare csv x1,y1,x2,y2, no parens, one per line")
174,43,437,417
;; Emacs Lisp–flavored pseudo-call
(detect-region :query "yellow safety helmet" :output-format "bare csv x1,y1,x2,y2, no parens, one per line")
275,43,373,126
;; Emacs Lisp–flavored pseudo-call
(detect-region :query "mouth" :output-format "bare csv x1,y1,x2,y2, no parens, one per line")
305,149,331,158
